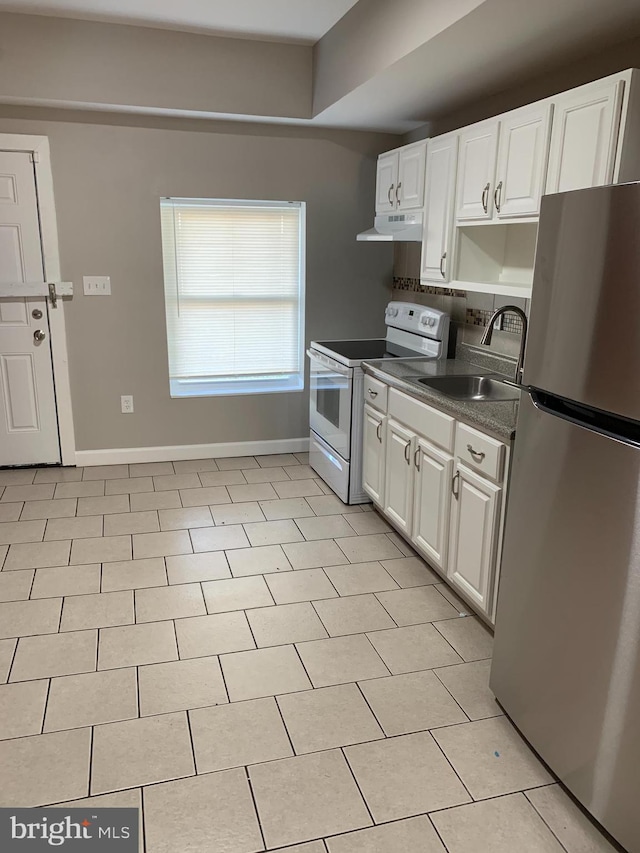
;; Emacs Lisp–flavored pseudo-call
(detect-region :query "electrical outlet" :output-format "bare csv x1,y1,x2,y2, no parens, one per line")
121,395,134,414
83,276,111,296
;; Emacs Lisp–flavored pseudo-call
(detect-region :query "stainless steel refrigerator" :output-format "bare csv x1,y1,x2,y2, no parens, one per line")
491,182,640,853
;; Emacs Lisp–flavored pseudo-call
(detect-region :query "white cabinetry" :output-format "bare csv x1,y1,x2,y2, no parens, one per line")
421,133,459,282
362,404,385,505
417,69,640,299
448,463,502,613
375,141,427,213
456,103,551,224
412,438,454,572
455,120,499,222
376,151,398,213
494,102,552,218
546,77,624,194
363,381,509,623
383,418,415,535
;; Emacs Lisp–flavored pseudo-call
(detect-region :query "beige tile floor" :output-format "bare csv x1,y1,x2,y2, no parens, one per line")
0,454,617,853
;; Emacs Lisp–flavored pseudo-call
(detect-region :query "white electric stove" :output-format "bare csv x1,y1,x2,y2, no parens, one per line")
307,302,450,503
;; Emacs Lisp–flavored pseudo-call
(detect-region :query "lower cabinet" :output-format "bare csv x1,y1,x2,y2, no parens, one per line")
362,381,509,623
448,462,502,614
412,438,454,573
383,418,415,536
362,404,385,505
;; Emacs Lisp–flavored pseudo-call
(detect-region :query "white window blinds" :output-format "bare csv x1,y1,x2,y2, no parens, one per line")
160,198,305,398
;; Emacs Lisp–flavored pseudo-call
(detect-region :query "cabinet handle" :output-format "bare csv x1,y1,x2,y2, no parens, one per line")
452,471,460,499
440,252,447,278
414,448,421,471
404,441,411,465
467,443,486,462
481,182,490,213
367,389,378,398
494,180,503,213
395,182,402,205
388,184,394,205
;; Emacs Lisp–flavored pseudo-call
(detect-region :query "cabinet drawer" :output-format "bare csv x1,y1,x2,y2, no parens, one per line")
388,388,454,452
455,422,505,482
364,376,388,412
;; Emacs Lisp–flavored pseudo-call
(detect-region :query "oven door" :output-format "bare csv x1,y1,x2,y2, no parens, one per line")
307,349,352,460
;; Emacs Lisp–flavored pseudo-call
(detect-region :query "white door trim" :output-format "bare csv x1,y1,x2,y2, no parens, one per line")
0,134,76,465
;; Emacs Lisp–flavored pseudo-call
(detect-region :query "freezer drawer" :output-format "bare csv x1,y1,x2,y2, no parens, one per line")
491,391,640,853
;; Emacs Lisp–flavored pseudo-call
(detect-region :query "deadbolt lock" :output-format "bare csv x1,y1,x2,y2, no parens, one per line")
32,309,43,319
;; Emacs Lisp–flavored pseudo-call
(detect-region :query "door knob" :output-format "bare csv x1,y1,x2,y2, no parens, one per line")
33,329,46,342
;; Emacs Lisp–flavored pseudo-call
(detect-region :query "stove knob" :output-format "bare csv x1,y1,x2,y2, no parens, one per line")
429,318,436,327
388,307,399,317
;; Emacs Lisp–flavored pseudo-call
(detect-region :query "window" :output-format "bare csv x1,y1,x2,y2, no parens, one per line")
160,198,305,398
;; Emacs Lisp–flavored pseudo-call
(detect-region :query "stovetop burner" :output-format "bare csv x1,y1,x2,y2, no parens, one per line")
311,339,390,360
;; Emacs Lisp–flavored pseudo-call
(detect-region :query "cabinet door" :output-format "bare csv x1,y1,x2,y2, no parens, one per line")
383,418,415,536
412,438,454,572
455,120,499,221
448,463,501,615
397,142,426,210
421,134,458,282
376,151,399,213
546,79,624,194
362,404,385,505
495,103,552,218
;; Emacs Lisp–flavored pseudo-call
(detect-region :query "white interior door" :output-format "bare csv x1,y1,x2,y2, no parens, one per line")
0,150,60,466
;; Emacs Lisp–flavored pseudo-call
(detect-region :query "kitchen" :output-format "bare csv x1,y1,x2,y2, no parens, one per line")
0,2,639,852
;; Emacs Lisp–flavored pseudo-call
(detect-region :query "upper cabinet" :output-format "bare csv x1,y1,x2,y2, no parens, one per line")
421,133,459,282
368,68,640,297
494,103,552,218
455,103,552,224
546,77,624,194
455,120,499,222
375,141,426,213
376,151,398,213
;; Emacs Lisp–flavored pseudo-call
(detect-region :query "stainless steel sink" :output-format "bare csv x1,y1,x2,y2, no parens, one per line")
417,374,520,401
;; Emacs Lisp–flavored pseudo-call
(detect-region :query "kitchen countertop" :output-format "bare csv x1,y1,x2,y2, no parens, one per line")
362,345,520,442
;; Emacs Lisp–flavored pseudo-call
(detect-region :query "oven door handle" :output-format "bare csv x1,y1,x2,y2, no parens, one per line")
306,349,352,377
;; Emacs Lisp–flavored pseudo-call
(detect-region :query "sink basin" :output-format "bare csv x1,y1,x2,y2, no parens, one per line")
417,374,520,402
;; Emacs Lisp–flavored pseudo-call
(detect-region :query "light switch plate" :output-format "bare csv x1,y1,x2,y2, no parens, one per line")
83,276,111,295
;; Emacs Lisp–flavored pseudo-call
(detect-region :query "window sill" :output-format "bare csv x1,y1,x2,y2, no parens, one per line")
170,377,305,398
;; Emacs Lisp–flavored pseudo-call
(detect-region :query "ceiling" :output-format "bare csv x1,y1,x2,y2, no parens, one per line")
2,0,640,133
0,0,360,42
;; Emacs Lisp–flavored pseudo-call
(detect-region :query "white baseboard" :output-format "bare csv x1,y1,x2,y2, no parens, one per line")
75,437,310,467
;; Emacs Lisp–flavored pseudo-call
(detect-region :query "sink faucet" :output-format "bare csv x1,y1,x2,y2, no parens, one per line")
479,305,528,385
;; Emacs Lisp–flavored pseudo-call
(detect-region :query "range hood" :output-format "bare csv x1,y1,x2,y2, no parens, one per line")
357,211,423,242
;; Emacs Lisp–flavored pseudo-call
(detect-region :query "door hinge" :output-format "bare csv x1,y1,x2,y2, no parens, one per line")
29,151,40,164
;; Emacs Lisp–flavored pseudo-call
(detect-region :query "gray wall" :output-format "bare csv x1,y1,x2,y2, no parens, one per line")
0,111,394,451
406,33,640,141
0,12,312,120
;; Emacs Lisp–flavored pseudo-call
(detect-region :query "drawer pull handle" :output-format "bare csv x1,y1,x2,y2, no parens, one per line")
467,444,486,462
367,389,378,398
376,422,382,443
414,448,421,471
452,471,460,498
404,441,411,465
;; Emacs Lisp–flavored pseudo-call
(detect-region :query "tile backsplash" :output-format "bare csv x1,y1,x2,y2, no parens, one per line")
392,244,528,359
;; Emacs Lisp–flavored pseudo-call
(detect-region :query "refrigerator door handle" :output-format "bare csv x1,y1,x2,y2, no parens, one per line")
530,389,640,448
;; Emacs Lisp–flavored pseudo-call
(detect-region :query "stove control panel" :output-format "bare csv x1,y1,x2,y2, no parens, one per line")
385,301,449,342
